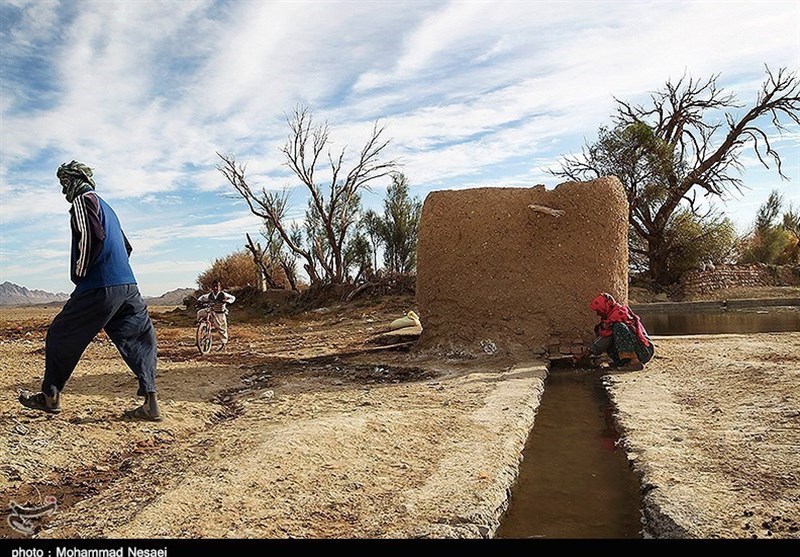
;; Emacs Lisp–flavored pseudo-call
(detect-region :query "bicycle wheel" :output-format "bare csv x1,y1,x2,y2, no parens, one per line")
196,321,213,355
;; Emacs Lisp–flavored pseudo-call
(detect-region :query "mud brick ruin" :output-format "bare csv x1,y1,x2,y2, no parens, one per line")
416,177,629,359
681,263,800,297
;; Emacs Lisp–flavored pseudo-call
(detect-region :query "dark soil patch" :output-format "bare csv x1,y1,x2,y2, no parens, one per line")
241,356,438,390
0,439,170,539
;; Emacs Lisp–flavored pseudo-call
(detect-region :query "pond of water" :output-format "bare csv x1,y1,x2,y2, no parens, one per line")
640,307,799,335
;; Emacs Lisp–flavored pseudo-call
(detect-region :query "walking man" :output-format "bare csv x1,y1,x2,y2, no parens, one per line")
19,161,162,421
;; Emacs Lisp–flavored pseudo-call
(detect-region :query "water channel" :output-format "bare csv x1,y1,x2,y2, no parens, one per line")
495,368,643,539
640,306,800,335
496,305,799,539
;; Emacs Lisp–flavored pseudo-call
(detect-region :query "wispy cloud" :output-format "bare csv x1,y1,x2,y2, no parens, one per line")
2,0,798,294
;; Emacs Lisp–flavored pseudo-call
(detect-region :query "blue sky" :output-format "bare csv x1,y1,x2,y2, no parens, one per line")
1,0,798,297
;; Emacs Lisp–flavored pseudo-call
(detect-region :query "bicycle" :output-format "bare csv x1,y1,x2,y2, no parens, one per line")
195,304,215,355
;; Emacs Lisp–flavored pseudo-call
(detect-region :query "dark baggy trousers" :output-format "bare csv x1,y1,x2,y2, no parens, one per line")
43,284,157,397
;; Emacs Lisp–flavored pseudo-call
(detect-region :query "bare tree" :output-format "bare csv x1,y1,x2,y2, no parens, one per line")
218,105,398,288
553,66,799,286
263,221,299,291
245,232,283,291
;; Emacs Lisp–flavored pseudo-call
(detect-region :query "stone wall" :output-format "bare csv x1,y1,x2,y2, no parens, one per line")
680,264,800,296
415,177,629,360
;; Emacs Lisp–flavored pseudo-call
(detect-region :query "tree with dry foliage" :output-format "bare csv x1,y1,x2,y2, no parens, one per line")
657,210,738,281
552,66,800,287
197,250,259,291
218,106,398,289
739,190,800,265
244,227,299,292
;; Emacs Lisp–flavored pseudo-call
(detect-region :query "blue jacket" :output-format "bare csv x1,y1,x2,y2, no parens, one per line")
70,192,137,293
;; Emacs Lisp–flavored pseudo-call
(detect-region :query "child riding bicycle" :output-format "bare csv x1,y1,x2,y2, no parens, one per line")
196,279,236,350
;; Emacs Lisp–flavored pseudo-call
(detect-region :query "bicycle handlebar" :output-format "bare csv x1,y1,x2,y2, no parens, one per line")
197,301,228,313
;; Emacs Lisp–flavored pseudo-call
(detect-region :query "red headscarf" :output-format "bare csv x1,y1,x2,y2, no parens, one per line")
590,293,651,347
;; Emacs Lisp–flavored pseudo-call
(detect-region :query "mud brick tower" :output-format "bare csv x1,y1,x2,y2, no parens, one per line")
415,177,629,359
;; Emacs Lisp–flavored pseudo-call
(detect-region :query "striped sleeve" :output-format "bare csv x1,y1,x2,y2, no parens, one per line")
71,193,104,278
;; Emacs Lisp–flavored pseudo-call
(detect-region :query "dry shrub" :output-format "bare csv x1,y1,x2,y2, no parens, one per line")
197,250,259,291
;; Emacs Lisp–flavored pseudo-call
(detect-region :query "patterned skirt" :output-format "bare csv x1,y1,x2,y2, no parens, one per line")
609,322,655,365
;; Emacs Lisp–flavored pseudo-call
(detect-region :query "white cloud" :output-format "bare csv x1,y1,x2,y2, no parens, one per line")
1,0,60,52
124,211,265,254
0,185,66,223
2,0,799,293
0,258,65,284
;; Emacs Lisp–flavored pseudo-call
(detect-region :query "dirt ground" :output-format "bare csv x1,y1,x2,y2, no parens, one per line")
0,294,798,539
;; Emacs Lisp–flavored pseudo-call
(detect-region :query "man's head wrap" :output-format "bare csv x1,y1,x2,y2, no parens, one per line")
57,160,95,202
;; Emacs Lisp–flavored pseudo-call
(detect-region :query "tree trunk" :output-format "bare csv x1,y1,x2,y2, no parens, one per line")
246,233,280,291
646,234,672,288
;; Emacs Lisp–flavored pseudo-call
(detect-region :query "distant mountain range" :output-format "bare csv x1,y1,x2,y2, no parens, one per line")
0,281,195,307
145,288,196,306
0,281,69,306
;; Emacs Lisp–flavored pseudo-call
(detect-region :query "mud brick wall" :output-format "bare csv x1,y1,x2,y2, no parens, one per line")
415,177,629,359
773,265,800,285
681,264,800,296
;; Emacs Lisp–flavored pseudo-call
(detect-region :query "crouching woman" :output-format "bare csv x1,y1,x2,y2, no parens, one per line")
575,292,655,371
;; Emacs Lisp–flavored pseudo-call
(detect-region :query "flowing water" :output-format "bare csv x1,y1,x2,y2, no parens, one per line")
496,305,799,539
495,368,643,539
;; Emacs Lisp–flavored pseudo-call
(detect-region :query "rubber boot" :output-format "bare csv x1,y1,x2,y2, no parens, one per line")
19,385,61,414
132,392,163,421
